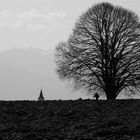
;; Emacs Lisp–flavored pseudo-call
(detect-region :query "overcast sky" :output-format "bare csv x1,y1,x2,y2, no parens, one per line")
0,0,139,52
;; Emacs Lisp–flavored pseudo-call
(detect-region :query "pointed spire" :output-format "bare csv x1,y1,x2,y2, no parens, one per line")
38,89,45,101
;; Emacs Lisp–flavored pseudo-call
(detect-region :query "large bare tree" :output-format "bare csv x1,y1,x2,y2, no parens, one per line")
55,2,140,100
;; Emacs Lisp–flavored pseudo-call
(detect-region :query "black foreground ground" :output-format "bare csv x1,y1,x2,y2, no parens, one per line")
0,99,140,140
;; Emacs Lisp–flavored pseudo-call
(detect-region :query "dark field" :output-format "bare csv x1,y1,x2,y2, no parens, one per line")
0,99,140,140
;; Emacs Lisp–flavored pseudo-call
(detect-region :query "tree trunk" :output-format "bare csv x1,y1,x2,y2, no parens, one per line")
106,94,116,100
106,88,117,100
105,79,117,100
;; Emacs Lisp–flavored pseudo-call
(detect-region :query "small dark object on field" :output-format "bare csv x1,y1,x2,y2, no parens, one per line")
93,92,99,100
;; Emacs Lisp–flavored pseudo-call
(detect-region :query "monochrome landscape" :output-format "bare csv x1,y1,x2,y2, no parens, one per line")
0,0,140,139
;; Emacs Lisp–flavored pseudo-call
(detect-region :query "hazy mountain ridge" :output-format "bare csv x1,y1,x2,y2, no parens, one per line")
0,48,87,100
0,48,54,100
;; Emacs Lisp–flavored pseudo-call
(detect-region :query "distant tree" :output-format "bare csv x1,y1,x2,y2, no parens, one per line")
55,2,140,100
93,92,99,100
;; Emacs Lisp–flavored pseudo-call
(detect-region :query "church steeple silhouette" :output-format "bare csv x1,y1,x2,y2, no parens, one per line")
38,89,44,101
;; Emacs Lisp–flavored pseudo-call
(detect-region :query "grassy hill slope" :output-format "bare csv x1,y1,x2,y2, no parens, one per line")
0,99,140,140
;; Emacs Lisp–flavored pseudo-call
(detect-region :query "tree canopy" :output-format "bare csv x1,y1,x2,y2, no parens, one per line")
55,2,140,99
